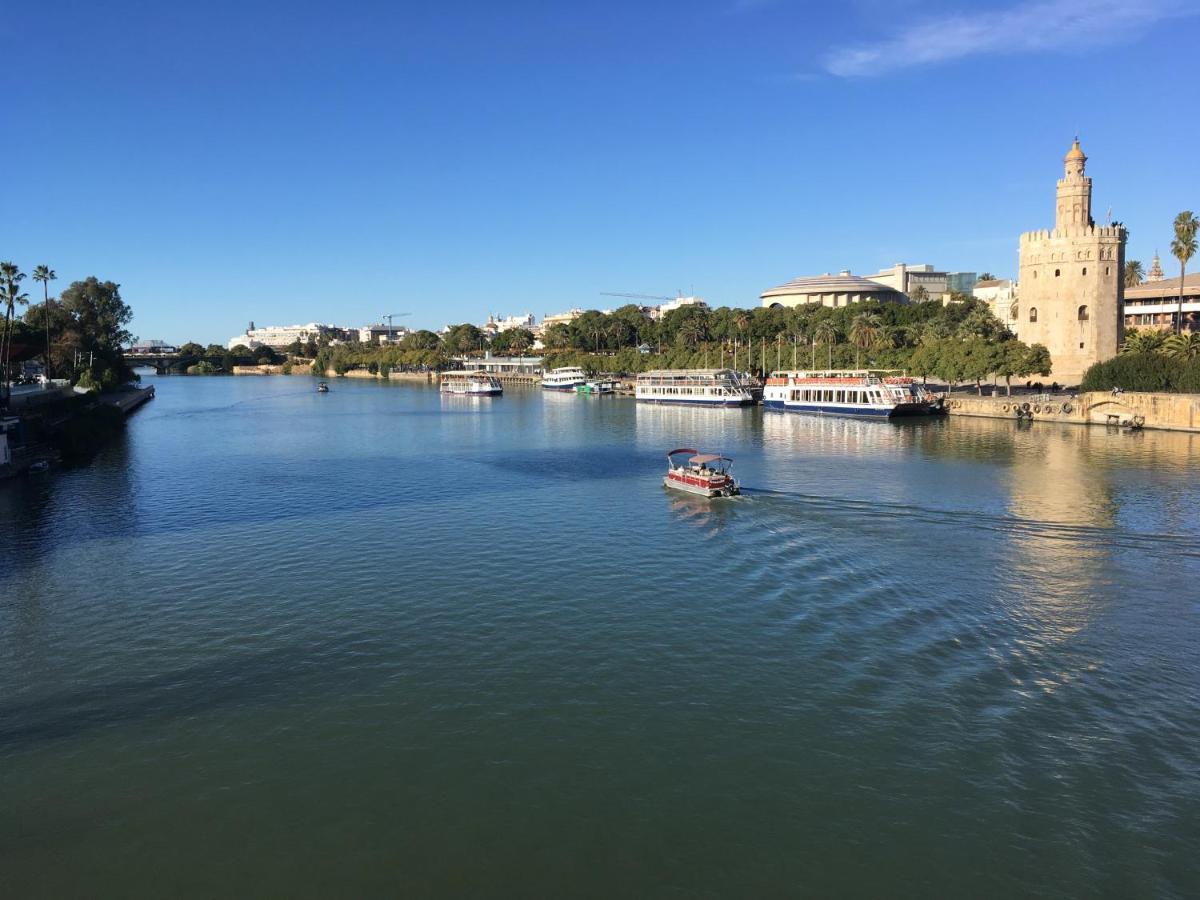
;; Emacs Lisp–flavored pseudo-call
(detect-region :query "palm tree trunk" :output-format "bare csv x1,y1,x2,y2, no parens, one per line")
43,286,52,379
1180,262,1188,335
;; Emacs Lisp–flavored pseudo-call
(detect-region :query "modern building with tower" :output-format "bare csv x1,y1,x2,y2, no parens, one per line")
1016,139,1126,384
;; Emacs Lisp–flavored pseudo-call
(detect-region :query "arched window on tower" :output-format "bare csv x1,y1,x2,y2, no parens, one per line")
1078,305,1089,321
1030,308,1038,323
1082,267,1088,276
1055,269,1061,277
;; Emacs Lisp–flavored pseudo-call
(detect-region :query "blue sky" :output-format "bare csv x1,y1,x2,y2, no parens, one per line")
7,0,1199,343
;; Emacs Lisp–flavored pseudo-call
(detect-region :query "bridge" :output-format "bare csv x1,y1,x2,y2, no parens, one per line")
126,352,258,373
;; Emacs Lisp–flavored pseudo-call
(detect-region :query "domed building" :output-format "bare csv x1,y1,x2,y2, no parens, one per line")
760,270,909,309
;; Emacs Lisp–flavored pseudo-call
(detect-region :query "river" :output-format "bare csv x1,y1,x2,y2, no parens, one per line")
2,373,1198,897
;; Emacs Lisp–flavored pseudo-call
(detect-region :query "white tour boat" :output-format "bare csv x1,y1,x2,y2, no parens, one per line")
542,366,587,391
635,369,755,407
440,370,503,396
663,448,740,498
762,370,944,418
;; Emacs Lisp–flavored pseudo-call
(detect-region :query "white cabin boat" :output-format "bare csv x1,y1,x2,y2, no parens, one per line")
762,370,943,418
440,370,503,396
635,369,755,407
576,379,617,395
542,366,587,391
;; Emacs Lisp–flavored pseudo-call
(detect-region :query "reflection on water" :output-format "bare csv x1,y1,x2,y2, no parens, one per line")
2,377,1199,897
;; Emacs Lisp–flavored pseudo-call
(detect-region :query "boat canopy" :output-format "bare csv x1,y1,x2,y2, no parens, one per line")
667,448,699,458
689,453,730,465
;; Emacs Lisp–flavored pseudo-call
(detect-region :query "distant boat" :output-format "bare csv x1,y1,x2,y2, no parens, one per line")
663,448,740,498
28,460,50,474
316,381,330,393
762,370,943,418
575,379,617,395
441,370,503,397
542,366,587,391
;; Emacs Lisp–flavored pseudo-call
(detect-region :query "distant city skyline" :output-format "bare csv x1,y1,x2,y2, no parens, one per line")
8,0,1199,344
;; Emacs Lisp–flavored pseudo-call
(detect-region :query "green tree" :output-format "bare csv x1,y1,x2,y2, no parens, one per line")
401,329,442,351
178,342,205,357
977,272,996,282
933,340,967,395
443,323,485,355
676,317,706,349
994,340,1042,395
1,262,28,393
1124,260,1144,287
31,265,57,378
1171,210,1198,334
849,311,883,368
1122,328,1166,354
909,285,929,302
812,320,838,369
205,343,226,357
1163,332,1200,359
542,322,574,350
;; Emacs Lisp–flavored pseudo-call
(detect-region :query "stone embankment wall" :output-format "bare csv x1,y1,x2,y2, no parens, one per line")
946,391,1200,432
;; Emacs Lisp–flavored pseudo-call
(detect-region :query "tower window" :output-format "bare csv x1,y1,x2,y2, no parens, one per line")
1033,271,1038,279
1055,269,1061,277
1082,267,1087,276
1106,266,1111,276
1078,305,1089,321
1030,308,1038,323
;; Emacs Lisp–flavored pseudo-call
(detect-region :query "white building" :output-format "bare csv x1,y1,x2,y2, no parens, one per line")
762,271,908,308
973,279,1020,334
358,324,411,345
650,296,708,320
541,308,586,330
226,322,342,350
481,313,536,336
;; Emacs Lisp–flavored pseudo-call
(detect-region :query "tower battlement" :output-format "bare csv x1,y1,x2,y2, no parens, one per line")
1020,224,1125,243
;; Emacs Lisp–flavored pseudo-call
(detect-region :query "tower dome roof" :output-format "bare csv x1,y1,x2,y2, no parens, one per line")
1065,139,1087,162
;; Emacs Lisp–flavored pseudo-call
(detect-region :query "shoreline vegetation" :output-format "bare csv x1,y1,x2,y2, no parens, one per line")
176,298,1061,396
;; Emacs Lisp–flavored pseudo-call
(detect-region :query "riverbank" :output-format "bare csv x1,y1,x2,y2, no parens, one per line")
1,384,155,480
945,389,1200,432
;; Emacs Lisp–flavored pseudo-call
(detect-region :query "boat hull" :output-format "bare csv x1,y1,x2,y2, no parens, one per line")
763,399,939,418
542,383,585,392
663,476,739,498
637,396,755,407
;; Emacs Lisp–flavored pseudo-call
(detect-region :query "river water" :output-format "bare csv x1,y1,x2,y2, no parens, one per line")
2,374,1198,897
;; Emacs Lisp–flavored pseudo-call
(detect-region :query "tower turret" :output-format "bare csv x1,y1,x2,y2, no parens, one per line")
1148,251,1164,282
1056,138,1092,231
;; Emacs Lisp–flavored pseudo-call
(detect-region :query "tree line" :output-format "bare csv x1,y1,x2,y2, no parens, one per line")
1,263,136,396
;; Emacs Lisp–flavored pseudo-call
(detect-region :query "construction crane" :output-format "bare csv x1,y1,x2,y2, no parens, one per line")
600,291,681,303
381,312,412,329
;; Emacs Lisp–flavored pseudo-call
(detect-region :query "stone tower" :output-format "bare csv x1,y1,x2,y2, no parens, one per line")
1017,139,1126,384
1148,252,1164,282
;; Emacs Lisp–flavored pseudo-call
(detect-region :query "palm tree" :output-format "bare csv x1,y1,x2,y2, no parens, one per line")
1,262,28,396
1171,211,1198,334
1124,260,1144,287
1121,328,1166,354
813,321,837,370
32,265,56,379
733,311,750,371
1163,332,1200,359
849,312,882,368
677,318,705,349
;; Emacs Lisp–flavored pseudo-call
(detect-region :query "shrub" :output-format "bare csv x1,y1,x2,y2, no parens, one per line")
1080,353,1200,393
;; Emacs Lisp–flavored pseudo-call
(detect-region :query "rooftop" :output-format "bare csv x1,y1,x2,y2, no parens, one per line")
762,272,907,297
1125,272,1200,298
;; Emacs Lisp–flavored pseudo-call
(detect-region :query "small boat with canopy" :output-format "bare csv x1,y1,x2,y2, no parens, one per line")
663,448,740,498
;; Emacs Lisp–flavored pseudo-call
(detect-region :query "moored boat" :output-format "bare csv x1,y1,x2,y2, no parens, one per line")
636,369,755,407
576,379,617,395
440,370,503,396
663,448,740,498
762,370,943,418
542,366,587,391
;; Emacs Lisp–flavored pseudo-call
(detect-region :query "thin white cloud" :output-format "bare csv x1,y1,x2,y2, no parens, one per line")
824,0,1196,77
